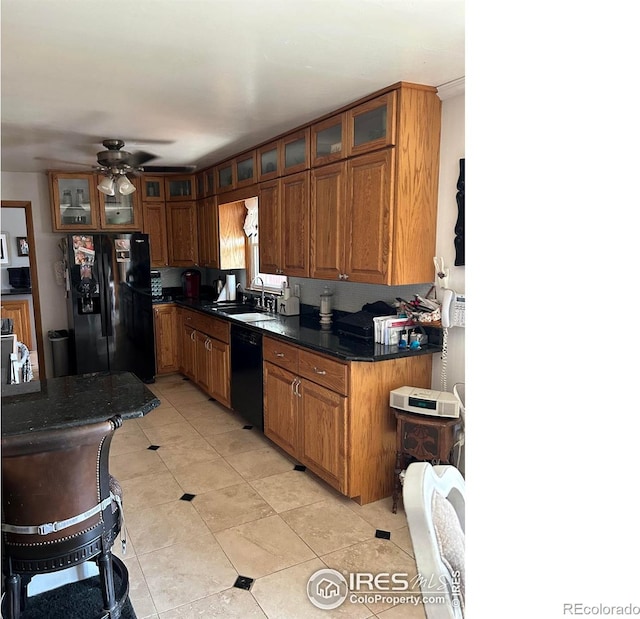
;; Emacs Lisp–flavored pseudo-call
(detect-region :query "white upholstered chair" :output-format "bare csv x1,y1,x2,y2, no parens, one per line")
403,462,465,618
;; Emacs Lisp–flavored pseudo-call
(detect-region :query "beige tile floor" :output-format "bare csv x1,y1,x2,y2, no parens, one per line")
110,374,427,618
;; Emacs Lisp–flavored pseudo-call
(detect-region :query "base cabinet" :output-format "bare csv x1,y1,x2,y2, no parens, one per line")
263,335,433,504
0,300,32,351
179,309,230,408
153,304,179,374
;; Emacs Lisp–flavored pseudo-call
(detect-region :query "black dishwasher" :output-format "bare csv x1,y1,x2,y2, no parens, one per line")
230,324,264,430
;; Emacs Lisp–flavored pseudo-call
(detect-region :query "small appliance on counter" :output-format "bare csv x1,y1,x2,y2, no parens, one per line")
278,296,300,316
181,269,201,299
151,271,163,300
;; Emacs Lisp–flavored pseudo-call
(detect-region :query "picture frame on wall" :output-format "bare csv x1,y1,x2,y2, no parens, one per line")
0,233,9,265
16,236,29,256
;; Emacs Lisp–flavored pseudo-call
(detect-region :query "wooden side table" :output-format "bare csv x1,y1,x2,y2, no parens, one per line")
391,408,462,513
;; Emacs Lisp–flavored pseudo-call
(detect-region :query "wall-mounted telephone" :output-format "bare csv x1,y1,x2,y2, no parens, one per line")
441,288,465,329
440,289,465,391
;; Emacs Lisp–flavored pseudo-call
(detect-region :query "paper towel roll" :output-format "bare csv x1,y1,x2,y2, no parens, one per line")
227,274,236,301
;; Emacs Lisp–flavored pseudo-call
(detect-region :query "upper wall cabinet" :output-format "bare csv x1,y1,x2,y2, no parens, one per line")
141,176,166,202
311,113,348,166
281,128,310,176
49,172,142,232
49,172,100,231
165,175,196,201
235,151,257,188
214,160,235,194
98,177,143,230
346,91,397,157
258,140,281,182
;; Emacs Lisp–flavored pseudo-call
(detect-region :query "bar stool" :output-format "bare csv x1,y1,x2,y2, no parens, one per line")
1,416,128,619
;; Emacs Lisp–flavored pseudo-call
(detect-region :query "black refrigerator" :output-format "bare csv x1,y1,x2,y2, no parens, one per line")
66,233,155,383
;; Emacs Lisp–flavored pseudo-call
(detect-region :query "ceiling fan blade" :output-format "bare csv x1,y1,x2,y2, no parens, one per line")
128,150,158,167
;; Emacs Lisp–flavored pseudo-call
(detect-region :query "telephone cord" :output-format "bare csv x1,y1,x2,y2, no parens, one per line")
440,327,448,392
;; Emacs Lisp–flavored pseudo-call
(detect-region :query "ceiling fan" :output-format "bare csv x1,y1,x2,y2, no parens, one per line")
94,139,196,196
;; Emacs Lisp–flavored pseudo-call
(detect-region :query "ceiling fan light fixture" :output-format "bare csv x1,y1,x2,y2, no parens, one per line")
97,175,115,196
116,174,136,195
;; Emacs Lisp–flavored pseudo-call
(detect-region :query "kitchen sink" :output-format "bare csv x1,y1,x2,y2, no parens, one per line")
200,303,255,313
232,313,278,323
216,305,264,315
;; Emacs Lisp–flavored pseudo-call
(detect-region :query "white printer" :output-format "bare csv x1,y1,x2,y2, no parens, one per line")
389,386,461,418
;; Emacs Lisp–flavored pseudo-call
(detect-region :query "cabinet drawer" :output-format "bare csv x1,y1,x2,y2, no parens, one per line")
264,337,299,373
298,350,348,395
183,310,230,343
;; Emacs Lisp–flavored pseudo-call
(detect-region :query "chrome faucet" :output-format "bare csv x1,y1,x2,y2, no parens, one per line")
251,277,265,308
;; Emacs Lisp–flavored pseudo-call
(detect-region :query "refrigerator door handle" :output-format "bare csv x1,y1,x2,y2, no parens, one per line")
100,239,113,338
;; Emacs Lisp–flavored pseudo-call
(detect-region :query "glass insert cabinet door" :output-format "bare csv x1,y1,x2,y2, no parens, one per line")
236,153,256,185
259,143,279,181
101,193,137,227
312,113,346,165
142,177,165,202
348,91,397,156
282,129,309,174
52,174,99,229
166,177,195,200
216,163,234,192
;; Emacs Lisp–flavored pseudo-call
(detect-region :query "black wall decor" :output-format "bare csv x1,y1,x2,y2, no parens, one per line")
454,158,465,266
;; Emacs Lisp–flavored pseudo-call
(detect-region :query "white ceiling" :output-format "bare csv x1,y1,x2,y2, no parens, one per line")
1,0,464,175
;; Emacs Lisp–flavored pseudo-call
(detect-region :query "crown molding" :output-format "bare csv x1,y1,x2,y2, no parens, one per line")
437,77,465,100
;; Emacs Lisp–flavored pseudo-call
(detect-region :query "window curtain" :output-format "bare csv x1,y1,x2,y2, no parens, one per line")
243,197,258,242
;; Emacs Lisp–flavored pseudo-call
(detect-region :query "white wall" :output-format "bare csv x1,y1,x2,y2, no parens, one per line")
432,91,465,392
1,172,68,378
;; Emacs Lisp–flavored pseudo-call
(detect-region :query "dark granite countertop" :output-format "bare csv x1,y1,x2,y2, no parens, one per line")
170,297,443,362
1,371,160,437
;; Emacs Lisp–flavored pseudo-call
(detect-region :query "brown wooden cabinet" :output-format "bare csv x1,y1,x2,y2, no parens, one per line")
153,303,179,374
49,171,142,232
140,176,166,202
281,128,310,175
346,91,397,157
97,177,143,231
165,175,196,201
197,197,219,269
179,309,231,408
48,172,100,232
166,202,199,266
310,161,347,280
142,203,169,267
263,345,347,493
258,171,309,276
345,149,393,284
257,140,281,182
263,335,434,504
257,180,280,274
1,299,32,351
311,150,392,284
311,113,347,166
217,198,247,270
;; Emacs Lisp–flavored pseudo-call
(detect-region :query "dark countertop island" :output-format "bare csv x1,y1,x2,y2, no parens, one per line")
1,371,160,437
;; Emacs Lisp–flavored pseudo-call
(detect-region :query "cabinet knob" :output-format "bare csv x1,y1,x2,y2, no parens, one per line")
313,367,327,375
343,274,349,280
274,352,285,358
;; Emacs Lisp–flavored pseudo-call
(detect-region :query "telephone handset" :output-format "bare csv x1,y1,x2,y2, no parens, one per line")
441,288,465,329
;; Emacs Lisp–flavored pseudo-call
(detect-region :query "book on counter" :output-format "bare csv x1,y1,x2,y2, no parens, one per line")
373,315,415,345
